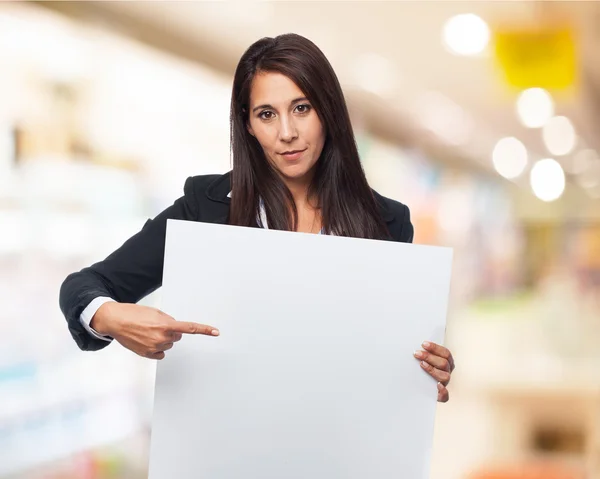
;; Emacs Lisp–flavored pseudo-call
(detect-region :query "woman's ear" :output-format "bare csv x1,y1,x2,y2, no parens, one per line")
247,122,255,137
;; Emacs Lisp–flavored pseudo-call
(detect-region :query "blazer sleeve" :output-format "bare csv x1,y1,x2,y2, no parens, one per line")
59,176,200,352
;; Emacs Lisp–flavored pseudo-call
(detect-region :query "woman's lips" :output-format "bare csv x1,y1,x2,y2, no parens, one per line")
279,149,307,161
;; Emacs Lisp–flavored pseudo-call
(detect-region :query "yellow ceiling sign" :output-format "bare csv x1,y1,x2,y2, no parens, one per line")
493,26,577,90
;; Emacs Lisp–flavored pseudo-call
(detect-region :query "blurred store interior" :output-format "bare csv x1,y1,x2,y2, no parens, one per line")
0,1,599,478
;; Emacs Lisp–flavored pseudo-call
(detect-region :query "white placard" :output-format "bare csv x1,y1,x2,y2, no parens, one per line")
149,219,453,478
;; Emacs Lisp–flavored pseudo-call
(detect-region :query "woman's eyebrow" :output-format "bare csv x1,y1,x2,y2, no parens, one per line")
252,97,308,113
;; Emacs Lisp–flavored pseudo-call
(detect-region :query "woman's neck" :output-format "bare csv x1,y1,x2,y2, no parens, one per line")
282,167,316,205
283,178,315,209
282,178,321,234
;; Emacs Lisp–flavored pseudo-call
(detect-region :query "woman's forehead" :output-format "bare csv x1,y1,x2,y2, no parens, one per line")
249,71,306,106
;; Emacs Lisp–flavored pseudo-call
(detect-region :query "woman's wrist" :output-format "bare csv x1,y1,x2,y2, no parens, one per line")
90,301,119,336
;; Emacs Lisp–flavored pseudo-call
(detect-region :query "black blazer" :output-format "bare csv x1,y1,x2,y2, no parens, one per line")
59,171,414,352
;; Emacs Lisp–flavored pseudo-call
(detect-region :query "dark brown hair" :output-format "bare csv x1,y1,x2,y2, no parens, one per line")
228,33,390,240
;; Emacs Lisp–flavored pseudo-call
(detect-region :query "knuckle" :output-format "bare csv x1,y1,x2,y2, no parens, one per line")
197,324,209,335
441,359,450,371
160,324,171,335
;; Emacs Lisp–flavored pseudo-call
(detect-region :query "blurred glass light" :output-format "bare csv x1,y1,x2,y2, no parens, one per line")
0,210,26,254
0,12,90,82
211,1,274,26
416,91,473,146
39,213,94,259
567,149,597,175
442,14,490,56
0,122,13,191
437,188,473,236
542,116,576,156
352,53,398,97
492,137,528,179
516,88,554,128
586,185,600,199
575,158,600,189
530,158,565,202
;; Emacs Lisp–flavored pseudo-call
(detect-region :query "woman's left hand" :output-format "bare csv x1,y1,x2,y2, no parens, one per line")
414,341,455,403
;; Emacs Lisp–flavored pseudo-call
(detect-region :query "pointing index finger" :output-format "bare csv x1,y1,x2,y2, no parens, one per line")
169,321,220,336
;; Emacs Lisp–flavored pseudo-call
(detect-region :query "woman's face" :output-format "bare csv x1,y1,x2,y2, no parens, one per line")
247,71,325,185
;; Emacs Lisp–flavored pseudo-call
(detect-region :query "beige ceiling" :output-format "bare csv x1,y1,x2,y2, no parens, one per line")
35,1,600,215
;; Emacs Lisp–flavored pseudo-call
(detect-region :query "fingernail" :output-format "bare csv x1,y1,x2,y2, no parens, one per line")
414,350,424,359
421,361,428,368
423,341,431,348
211,329,220,336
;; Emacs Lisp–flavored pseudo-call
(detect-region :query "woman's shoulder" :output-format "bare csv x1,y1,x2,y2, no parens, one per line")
184,172,231,197
371,190,414,243
181,172,232,222
371,189,410,222
178,173,413,241
182,171,231,201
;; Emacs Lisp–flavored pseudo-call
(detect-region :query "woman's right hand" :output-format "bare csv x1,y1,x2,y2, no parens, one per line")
90,302,220,360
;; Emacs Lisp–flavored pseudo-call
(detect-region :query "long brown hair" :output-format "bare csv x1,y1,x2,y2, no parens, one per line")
228,33,390,240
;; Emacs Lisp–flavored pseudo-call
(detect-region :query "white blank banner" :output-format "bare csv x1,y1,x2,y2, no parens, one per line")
148,219,453,478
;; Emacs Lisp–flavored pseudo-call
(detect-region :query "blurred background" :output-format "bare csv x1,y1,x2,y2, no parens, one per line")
1,1,599,478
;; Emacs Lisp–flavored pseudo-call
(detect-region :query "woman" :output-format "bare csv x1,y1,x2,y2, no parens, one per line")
59,33,455,402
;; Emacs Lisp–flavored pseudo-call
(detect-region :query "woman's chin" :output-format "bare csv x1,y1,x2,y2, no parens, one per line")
276,162,316,182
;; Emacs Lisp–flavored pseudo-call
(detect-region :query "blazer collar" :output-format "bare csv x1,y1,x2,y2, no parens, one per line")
205,171,395,223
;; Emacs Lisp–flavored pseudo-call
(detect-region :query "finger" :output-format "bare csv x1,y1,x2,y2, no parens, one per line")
157,342,174,352
423,341,455,372
157,335,180,347
437,382,449,403
420,360,451,385
422,341,450,359
148,351,166,360
169,321,220,336
414,349,450,372
171,332,183,342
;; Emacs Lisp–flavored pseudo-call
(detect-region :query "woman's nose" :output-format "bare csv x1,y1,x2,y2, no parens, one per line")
279,116,298,142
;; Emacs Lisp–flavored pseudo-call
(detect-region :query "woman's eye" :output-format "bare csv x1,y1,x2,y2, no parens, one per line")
259,111,274,120
296,104,311,114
